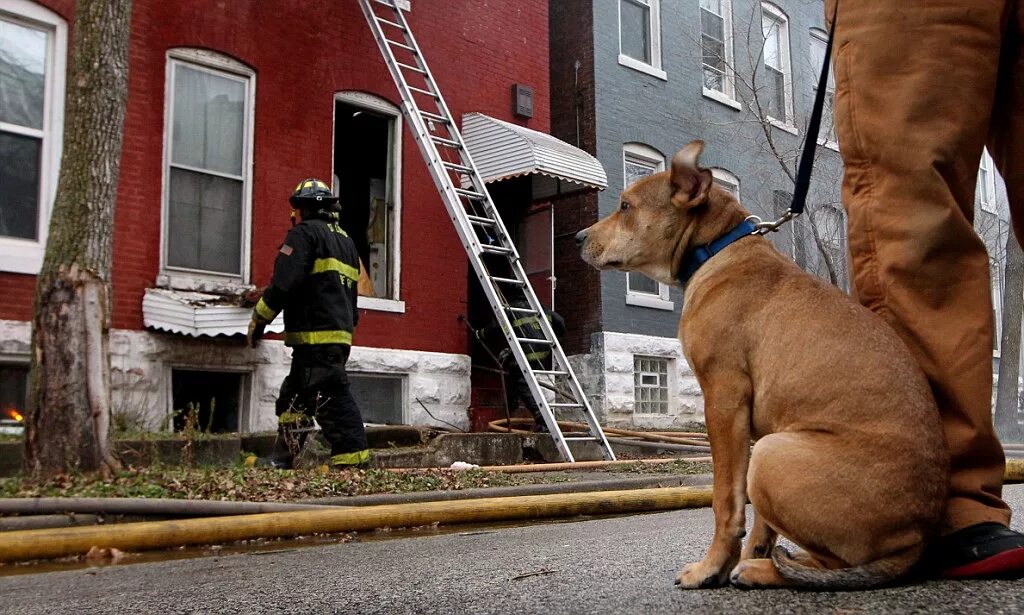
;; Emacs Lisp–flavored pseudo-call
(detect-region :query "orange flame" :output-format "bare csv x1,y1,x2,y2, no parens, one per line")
4,409,22,422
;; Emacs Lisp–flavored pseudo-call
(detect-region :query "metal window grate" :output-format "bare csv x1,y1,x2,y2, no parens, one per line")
634,356,669,414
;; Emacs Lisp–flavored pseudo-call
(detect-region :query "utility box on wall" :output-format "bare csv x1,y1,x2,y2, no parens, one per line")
512,84,534,119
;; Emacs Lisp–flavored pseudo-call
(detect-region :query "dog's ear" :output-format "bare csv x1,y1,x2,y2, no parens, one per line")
671,141,713,209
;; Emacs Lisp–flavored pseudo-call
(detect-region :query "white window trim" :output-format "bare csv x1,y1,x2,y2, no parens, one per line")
809,28,838,151
760,2,796,131
979,149,997,213
0,0,67,274
700,0,741,110
334,91,406,314
159,48,255,290
618,0,667,80
622,143,674,311
710,167,741,202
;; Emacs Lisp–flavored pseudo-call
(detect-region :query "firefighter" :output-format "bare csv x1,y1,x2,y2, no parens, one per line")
475,297,566,432
248,178,370,469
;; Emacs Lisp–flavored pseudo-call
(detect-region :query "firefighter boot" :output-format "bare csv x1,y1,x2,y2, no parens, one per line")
257,420,312,469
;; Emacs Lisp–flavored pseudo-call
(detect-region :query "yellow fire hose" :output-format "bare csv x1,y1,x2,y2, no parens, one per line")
0,486,713,564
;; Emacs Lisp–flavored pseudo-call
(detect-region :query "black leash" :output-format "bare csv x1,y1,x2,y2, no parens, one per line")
750,6,837,234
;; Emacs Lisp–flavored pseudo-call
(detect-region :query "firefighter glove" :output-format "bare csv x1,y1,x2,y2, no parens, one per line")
247,317,267,348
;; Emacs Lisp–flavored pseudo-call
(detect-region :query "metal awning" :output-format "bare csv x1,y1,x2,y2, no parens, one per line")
462,113,607,199
142,288,284,338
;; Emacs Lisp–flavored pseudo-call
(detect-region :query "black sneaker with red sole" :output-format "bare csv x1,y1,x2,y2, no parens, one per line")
931,522,1024,580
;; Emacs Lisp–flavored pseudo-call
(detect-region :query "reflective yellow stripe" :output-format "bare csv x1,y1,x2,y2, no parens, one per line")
285,330,353,346
255,298,277,322
331,449,371,466
312,258,359,282
526,350,550,361
511,316,540,328
277,411,307,425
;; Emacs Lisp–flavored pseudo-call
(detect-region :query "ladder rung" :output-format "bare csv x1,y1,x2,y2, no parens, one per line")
376,17,407,30
431,135,462,149
549,403,583,408
563,436,600,442
385,38,417,53
489,276,525,286
481,245,513,255
534,370,568,376
397,61,426,75
506,306,538,314
422,111,451,125
455,188,486,200
409,85,438,98
516,337,553,345
371,0,399,7
467,215,496,226
442,161,472,173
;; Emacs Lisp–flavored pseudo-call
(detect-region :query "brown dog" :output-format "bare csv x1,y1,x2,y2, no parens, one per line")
576,141,949,590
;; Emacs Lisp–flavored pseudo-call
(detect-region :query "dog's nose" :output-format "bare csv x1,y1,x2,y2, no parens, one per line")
575,230,588,247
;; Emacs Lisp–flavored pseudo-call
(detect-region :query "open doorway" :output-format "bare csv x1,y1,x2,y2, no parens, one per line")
334,95,399,300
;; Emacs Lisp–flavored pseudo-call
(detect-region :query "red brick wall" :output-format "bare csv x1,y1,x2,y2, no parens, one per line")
549,0,600,355
1,0,551,357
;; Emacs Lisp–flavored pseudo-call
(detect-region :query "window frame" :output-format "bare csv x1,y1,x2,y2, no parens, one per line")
700,0,741,111
809,28,838,150
710,167,741,202
159,48,255,289
618,0,666,80
0,0,67,274
760,2,796,133
333,91,405,314
622,143,673,310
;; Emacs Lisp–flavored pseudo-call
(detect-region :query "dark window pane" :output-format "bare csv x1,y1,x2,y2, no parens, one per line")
167,167,242,274
0,364,29,419
700,11,724,41
0,18,47,129
702,36,726,72
0,131,41,239
764,66,786,119
629,272,659,294
620,0,651,63
703,67,723,92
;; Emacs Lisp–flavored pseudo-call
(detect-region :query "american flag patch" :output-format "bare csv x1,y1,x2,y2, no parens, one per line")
280,244,294,256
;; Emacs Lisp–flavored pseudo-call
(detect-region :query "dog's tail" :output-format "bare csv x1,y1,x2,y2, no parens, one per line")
770,545,921,590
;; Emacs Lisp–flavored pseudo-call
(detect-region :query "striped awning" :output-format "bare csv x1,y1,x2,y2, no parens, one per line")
142,288,284,338
462,113,607,198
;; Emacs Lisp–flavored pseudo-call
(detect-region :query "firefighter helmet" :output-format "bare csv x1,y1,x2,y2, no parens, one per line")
289,178,338,207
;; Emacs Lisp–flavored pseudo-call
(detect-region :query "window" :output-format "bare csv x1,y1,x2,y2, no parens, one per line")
162,50,254,284
170,369,246,434
634,356,670,415
0,0,66,274
811,204,848,290
619,0,665,80
349,374,405,424
334,92,404,312
760,3,794,129
623,143,673,310
0,362,28,425
977,149,996,212
710,167,740,201
809,29,837,147
700,0,739,108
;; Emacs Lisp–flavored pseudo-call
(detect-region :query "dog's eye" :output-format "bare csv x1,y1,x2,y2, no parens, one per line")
620,201,630,212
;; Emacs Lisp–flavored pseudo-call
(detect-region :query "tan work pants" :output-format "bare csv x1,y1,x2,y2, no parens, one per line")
826,0,1023,532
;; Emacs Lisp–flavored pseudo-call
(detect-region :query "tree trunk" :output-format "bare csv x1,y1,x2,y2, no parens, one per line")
24,0,133,479
995,235,1024,442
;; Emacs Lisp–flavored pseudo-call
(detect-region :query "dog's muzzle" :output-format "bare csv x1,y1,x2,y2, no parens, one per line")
574,229,588,247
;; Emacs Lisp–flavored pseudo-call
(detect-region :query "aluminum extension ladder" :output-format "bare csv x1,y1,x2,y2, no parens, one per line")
356,0,615,462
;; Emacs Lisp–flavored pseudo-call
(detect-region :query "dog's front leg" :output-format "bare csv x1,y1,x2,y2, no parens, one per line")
676,385,751,589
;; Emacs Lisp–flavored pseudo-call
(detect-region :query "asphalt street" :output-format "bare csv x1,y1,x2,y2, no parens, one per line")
2,486,1024,614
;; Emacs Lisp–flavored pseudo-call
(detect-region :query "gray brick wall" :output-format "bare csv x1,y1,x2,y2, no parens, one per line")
582,0,846,337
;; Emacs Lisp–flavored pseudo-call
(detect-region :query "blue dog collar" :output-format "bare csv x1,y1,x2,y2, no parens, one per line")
676,219,758,286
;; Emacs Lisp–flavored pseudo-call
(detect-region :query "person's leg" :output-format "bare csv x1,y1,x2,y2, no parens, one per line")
260,358,314,468
826,0,1009,533
313,346,370,468
990,3,1023,242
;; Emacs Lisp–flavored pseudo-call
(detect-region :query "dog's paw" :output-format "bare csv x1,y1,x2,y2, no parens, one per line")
674,561,730,590
729,559,786,589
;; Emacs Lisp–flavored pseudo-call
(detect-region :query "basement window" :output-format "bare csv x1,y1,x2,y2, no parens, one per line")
170,369,244,433
348,374,405,425
0,363,29,425
634,356,670,415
